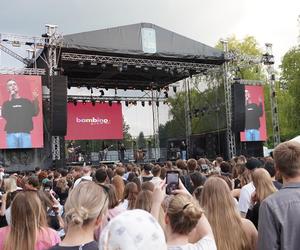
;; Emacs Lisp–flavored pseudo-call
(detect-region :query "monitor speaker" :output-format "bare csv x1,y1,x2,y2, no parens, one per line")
50,76,67,136
231,83,245,132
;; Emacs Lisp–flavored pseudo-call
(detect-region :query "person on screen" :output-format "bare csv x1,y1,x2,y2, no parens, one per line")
1,79,39,148
245,89,263,141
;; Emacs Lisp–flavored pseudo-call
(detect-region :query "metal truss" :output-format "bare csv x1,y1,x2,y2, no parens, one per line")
151,90,160,160
61,52,221,72
222,41,236,158
225,51,262,64
0,67,46,75
184,78,192,157
0,43,31,65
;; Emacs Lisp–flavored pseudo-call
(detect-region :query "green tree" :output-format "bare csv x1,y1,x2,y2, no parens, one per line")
278,47,300,140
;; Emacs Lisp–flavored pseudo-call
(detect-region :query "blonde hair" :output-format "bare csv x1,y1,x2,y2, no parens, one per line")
134,190,152,212
273,141,300,177
64,181,108,227
200,177,251,250
167,194,202,235
252,168,277,202
4,191,48,250
4,176,18,193
111,175,125,201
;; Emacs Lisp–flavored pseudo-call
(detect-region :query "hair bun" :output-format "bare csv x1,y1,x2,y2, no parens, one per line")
182,202,202,221
67,207,89,225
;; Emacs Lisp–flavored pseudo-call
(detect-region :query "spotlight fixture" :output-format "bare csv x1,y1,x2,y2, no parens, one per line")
156,101,159,107
100,90,104,96
123,64,128,71
143,66,149,72
164,91,168,98
148,101,152,106
109,100,112,107
91,99,96,106
91,88,93,94
78,61,84,67
173,86,177,93
141,101,145,107
73,100,77,106
90,61,97,66
125,101,129,107
101,63,106,69
82,100,86,105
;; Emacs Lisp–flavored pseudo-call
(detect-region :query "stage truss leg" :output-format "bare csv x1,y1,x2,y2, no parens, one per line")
151,89,160,160
184,78,192,157
222,41,236,159
45,25,65,164
265,44,280,146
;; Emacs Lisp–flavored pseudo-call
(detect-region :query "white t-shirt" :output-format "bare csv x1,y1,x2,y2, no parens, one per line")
150,176,162,187
238,182,255,214
168,236,216,250
73,175,93,187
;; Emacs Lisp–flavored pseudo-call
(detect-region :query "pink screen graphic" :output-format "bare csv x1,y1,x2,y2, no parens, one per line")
65,102,123,140
0,75,44,149
240,85,267,142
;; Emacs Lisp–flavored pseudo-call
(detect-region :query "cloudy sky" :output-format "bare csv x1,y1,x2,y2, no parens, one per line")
0,0,299,136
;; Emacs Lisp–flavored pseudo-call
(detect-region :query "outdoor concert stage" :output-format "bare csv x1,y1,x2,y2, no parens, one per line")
0,22,265,170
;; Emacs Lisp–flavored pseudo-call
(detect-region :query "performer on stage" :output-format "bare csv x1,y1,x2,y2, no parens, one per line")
2,79,39,148
180,141,187,160
245,89,263,141
119,143,126,162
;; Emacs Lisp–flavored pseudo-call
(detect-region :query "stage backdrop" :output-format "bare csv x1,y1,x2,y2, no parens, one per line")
0,75,44,149
65,102,123,140
240,85,267,142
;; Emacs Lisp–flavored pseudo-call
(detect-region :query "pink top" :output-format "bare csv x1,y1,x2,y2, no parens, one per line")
0,226,61,250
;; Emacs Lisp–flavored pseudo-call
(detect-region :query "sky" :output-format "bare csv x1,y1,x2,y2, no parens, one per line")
0,0,299,137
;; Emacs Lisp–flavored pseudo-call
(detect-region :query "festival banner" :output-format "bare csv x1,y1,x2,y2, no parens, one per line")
65,102,123,140
0,75,44,149
240,85,267,142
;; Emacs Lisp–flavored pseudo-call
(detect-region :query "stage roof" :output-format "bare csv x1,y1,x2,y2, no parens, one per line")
48,23,225,89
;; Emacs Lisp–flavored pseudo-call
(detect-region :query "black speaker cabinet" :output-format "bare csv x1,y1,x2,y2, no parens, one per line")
231,84,246,132
50,76,67,136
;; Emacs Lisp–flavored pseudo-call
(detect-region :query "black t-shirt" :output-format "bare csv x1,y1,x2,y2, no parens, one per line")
2,98,38,133
48,241,98,250
245,102,263,130
246,202,260,229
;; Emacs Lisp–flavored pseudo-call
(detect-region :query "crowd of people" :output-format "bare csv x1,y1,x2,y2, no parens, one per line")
0,140,300,250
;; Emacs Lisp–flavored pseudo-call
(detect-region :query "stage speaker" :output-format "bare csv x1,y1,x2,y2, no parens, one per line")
50,76,67,136
231,83,245,132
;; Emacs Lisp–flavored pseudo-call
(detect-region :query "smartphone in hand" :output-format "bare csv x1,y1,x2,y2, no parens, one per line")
166,171,179,195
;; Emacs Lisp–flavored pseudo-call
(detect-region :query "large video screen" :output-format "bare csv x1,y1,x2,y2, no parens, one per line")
65,102,123,140
240,85,267,142
0,75,44,149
